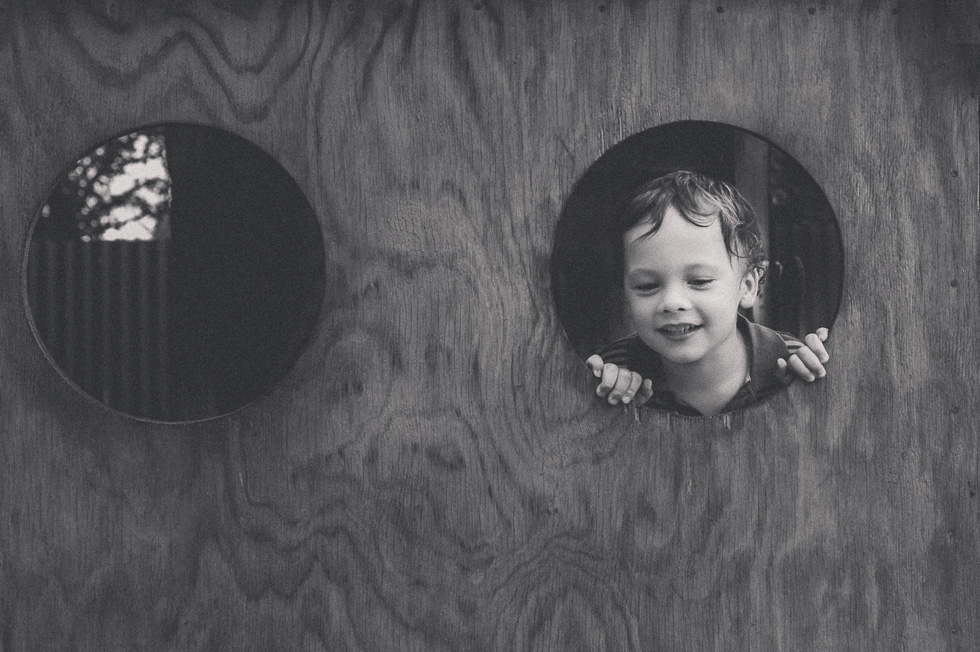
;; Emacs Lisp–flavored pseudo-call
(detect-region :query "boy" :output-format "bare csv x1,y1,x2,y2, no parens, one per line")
587,170,829,416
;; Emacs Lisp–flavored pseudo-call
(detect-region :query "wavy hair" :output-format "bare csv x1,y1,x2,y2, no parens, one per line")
616,170,767,277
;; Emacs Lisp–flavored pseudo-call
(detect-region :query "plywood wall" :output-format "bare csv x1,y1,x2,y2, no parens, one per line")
1,1,978,650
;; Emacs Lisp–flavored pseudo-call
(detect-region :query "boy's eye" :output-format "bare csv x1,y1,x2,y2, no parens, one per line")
631,282,660,292
689,278,714,287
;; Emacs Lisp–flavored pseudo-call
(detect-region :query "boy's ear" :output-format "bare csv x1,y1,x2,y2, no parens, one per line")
738,265,763,309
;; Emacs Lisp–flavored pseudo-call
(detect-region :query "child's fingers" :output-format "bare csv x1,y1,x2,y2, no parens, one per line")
794,346,826,378
607,370,637,404
589,360,649,405
804,332,830,363
620,371,643,404
585,354,604,377
815,327,829,342
786,353,817,382
596,363,621,397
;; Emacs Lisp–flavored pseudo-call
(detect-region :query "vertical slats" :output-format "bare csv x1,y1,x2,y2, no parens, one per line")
157,239,169,419
81,242,96,395
62,242,76,382
31,238,171,420
99,239,113,408
137,243,152,418
118,243,133,415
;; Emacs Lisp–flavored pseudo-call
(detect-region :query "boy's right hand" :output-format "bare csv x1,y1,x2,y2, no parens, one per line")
586,355,654,406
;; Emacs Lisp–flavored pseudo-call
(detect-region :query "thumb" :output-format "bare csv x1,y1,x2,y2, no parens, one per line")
585,355,604,377
636,378,654,405
776,357,792,385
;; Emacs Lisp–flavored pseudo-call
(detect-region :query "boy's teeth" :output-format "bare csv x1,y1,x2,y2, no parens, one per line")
662,325,697,333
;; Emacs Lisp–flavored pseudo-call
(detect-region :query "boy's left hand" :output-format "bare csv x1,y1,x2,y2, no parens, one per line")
778,327,830,383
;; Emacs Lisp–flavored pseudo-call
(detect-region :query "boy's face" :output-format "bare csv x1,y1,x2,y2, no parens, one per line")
623,206,759,368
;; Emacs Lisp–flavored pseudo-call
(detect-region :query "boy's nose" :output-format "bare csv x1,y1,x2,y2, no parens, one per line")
659,284,692,312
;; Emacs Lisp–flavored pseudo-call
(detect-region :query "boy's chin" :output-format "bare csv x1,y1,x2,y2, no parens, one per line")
645,338,707,365
643,339,707,366
656,350,706,366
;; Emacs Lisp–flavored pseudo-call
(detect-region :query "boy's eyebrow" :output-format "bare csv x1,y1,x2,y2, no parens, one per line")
626,258,726,270
683,262,726,272
624,268,659,278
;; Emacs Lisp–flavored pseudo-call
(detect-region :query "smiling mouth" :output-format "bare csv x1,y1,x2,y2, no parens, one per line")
658,324,702,336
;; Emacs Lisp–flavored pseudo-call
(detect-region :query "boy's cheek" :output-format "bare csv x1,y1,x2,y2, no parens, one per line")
627,300,658,324
625,294,650,311
625,306,645,327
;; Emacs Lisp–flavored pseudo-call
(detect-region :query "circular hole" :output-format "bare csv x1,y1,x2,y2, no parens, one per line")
550,120,845,414
24,124,328,422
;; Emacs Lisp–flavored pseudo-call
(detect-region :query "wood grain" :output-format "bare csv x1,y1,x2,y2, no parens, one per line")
1,1,978,650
